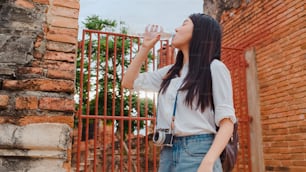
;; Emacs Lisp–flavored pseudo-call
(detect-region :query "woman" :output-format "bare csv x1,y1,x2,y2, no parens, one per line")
122,13,236,172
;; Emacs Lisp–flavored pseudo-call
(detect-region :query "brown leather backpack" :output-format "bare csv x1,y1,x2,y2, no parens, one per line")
220,122,239,172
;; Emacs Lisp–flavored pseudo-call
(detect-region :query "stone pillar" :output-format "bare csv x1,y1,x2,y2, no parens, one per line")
0,0,79,171
245,48,265,172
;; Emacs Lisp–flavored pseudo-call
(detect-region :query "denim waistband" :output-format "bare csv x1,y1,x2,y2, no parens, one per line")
173,133,214,143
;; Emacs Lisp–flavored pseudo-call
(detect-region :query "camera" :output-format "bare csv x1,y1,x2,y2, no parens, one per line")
152,128,174,147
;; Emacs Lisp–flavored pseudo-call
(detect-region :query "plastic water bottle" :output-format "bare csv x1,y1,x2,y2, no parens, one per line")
136,24,174,41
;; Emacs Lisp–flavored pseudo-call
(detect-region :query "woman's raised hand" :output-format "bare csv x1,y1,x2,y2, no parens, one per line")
141,24,162,49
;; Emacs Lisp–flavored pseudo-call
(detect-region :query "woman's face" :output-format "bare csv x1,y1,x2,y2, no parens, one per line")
172,18,194,49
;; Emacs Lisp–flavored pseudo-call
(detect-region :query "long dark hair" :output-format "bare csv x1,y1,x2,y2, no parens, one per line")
159,13,222,112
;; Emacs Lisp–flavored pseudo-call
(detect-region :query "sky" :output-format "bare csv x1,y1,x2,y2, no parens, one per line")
79,0,203,38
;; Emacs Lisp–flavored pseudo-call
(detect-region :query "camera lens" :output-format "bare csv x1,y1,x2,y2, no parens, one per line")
154,132,159,141
153,130,166,145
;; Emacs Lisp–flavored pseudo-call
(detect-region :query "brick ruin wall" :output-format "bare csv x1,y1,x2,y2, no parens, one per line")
220,0,305,171
0,0,79,171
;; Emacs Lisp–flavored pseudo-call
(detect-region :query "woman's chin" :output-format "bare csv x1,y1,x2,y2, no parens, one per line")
171,41,178,49
171,42,182,50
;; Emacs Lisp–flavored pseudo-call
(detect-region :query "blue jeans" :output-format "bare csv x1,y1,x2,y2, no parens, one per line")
158,134,223,172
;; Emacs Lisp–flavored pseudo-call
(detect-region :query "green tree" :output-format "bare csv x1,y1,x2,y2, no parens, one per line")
76,15,155,140
83,15,117,31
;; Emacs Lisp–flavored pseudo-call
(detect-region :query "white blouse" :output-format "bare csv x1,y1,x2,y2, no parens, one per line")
133,59,236,136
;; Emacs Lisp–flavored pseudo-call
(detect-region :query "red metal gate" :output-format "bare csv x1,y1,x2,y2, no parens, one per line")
73,29,251,172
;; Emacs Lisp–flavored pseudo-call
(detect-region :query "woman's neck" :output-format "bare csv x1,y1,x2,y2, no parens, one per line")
181,48,189,64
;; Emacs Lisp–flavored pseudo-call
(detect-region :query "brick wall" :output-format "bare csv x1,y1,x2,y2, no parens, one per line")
0,0,79,171
221,0,305,171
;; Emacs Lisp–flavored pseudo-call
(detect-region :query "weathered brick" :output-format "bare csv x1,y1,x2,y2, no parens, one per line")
15,96,38,110
15,0,35,9
48,16,78,29
34,35,43,48
290,167,306,172
50,6,79,19
3,79,74,93
46,33,77,44
48,26,78,38
33,0,49,5
288,140,305,147
0,158,67,172
0,68,15,76
53,0,80,9
17,67,43,76
39,97,75,112
33,50,43,59
46,26,78,44
46,41,76,53
44,51,75,62
19,116,74,128
0,123,71,150
291,153,305,160
47,69,74,80
0,95,9,109
0,117,5,124
32,60,75,71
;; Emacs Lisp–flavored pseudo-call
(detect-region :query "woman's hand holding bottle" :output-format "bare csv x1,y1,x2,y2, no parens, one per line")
140,24,173,50
141,24,162,50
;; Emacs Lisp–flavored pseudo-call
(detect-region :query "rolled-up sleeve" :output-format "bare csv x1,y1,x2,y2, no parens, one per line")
133,65,172,92
211,60,236,126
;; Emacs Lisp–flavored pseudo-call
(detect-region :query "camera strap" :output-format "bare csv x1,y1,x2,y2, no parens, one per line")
170,91,179,130
155,88,180,131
